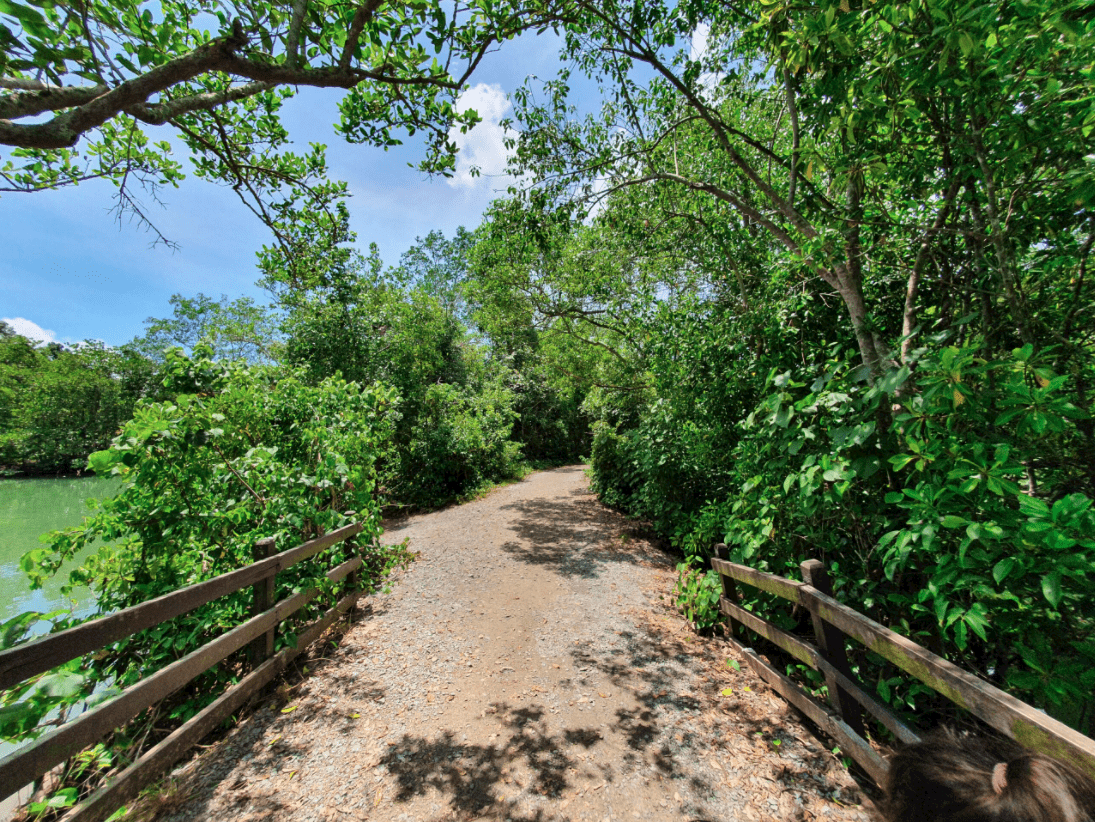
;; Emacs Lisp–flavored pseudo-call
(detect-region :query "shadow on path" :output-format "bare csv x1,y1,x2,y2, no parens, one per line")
497,491,669,580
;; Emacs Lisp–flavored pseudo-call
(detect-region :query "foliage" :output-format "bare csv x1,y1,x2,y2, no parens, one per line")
129,292,281,363
468,198,662,393
0,333,160,473
0,0,562,245
506,351,589,464
397,376,521,506
5,0,1095,775
879,345,1095,717
673,561,722,634
0,609,97,747
619,339,1095,726
480,0,1095,734
507,0,1095,375
395,227,477,328
264,208,556,508
15,348,396,733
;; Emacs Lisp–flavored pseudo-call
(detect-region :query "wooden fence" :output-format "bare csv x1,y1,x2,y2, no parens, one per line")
0,522,368,822
711,544,1095,786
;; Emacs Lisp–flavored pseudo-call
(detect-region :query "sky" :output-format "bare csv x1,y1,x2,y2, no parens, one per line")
0,28,580,348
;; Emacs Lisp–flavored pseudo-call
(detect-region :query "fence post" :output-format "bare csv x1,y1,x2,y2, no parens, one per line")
715,544,739,642
250,537,278,668
346,535,361,613
800,559,864,734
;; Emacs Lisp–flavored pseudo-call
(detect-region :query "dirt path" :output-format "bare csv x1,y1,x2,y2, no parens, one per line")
148,467,872,822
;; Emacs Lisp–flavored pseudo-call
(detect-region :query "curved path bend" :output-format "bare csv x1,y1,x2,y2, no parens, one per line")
149,466,872,822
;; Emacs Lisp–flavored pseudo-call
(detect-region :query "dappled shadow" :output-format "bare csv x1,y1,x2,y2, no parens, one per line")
562,621,852,810
379,701,599,819
144,463,867,822
497,492,672,579
148,604,390,822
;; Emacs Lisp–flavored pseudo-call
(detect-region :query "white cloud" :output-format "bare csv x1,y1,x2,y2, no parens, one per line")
689,23,723,99
447,84,515,189
3,317,57,343
690,23,711,62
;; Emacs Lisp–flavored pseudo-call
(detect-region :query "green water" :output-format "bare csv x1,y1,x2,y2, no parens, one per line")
0,477,121,624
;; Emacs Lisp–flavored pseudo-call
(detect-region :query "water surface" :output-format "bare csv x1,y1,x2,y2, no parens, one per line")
0,477,121,624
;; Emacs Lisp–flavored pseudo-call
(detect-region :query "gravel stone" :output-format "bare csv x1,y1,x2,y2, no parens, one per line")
142,466,873,822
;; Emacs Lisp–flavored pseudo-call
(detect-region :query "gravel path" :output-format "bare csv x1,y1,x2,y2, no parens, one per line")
146,466,873,822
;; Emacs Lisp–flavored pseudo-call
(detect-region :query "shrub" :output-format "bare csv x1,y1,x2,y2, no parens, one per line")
13,348,397,736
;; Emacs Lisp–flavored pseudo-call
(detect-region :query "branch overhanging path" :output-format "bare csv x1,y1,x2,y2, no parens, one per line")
144,467,871,822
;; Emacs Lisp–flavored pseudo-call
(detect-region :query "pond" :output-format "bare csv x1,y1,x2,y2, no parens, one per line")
0,477,122,820
0,476,121,625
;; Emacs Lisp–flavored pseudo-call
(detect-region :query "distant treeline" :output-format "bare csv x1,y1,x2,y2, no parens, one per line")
0,227,590,506
0,326,161,475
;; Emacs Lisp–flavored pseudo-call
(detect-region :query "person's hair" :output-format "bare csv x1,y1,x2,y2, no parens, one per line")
881,728,1095,822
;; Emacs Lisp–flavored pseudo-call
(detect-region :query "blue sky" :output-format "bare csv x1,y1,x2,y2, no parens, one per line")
1,28,572,348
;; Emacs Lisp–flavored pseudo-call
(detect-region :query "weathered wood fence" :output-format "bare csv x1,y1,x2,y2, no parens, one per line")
0,522,368,822
711,544,1095,786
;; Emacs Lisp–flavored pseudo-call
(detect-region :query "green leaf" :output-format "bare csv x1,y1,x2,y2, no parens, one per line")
877,366,910,395
1019,495,1051,517
37,670,86,699
992,557,1016,584
1041,572,1063,608
963,605,990,642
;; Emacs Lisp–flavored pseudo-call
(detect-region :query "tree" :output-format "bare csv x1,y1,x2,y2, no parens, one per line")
0,0,562,243
258,202,527,506
475,0,1095,727
130,292,281,363
506,0,1095,377
0,335,159,471
11,349,397,756
396,227,476,326
467,198,660,391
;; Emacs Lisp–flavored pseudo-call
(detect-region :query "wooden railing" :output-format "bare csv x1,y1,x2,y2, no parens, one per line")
0,522,368,822
711,544,1095,785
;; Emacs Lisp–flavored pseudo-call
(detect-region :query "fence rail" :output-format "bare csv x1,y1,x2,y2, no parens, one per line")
711,544,1095,785
0,522,367,822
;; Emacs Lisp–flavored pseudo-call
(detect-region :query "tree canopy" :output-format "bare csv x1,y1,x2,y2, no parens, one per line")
0,0,561,243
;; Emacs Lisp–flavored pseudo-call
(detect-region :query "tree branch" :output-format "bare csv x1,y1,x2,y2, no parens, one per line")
0,23,250,149
969,119,1033,346
596,171,803,255
782,63,800,208
0,13,467,151
1062,219,1095,342
900,176,960,363
125,81,272,125
285,0,309,70
0,84,108,120
340,0,387,69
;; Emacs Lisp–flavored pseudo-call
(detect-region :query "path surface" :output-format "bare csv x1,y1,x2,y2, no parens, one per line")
148,467,872,822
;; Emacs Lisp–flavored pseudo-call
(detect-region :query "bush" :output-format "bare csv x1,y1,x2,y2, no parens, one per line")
590,333,1095,730
393,375,523,507
707,344,1095,724
13,348,397,736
